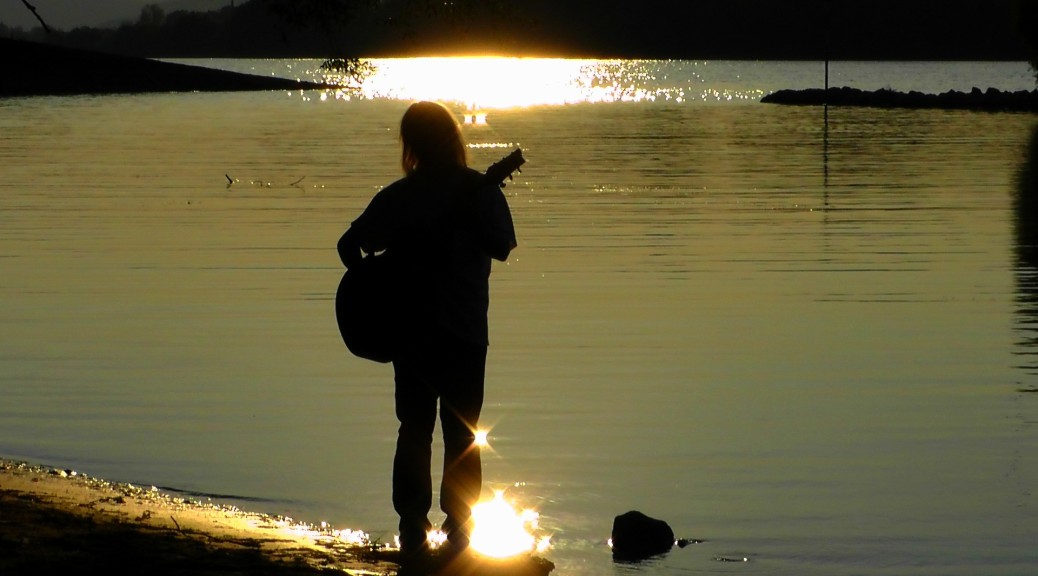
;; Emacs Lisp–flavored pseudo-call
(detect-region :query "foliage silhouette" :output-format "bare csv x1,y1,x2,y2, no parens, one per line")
1017,0,1038,83
3,0,1034,60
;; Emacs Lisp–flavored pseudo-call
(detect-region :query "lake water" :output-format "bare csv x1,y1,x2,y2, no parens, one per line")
1,59,1037,575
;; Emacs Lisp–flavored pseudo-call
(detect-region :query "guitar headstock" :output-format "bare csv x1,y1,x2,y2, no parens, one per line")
484,147,525,188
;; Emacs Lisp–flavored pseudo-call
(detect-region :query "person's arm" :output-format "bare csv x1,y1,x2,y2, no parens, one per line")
475,183,518,262
337,226,365,269
338,181,400,268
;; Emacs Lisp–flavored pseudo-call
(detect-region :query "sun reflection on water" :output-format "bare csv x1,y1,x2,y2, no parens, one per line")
356,57,602,108
312,57,763,110
469,490,551,559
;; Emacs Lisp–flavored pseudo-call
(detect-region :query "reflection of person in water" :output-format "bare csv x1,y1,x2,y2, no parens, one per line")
337,101,517,558
1013,124,1038,378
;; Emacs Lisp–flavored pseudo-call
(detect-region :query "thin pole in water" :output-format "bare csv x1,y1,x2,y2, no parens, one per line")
823,0,831,99
823,0,831,209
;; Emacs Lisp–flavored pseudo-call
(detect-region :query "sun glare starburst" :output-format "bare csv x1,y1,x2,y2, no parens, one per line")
474,429,490,448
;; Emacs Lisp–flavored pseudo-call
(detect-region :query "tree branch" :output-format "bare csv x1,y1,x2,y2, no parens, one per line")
20,0,52,33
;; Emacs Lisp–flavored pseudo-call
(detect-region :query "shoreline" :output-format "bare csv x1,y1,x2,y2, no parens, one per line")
0,458,391,575
0,38,333,97
0,458,556,575
4,37,1036,107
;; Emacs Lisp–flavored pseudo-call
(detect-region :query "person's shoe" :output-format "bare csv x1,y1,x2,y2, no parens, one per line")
396,557,432,576
429,538,472,573
398,520,430,554
399,539,429,559
396,543,433,576
442,519,470,553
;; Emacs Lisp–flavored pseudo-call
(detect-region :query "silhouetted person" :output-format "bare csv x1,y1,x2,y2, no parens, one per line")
337,101,517,559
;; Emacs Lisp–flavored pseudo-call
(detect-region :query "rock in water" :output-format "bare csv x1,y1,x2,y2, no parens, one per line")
610,510,675,561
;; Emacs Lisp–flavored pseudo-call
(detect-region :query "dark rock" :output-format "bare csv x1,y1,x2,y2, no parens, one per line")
610,510,675,562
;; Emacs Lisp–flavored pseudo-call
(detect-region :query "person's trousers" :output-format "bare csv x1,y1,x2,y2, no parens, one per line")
391,333,487,551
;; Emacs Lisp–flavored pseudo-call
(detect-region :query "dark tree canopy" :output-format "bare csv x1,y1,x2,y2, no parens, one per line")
3,0,1033,61
1017,0,1038,83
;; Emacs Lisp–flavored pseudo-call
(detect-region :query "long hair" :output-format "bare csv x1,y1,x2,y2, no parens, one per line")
400,101,468,175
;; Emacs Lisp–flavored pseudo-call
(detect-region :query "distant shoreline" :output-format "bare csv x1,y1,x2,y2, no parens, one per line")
762,86,1038,112
1,38,332,97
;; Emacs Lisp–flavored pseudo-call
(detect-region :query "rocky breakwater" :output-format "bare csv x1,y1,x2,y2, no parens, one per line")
762,86,1038,112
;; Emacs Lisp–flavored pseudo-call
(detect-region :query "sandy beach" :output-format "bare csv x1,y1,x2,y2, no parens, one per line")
0,458,556,576
0,458,393,575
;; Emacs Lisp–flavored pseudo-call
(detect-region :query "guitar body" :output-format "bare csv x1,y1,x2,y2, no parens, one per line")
336,253,398,363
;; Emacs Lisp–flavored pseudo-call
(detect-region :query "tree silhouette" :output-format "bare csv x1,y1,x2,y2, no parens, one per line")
262,0,375,56
137,5,167,29
1019,0,1038,84
10,0,1032,62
